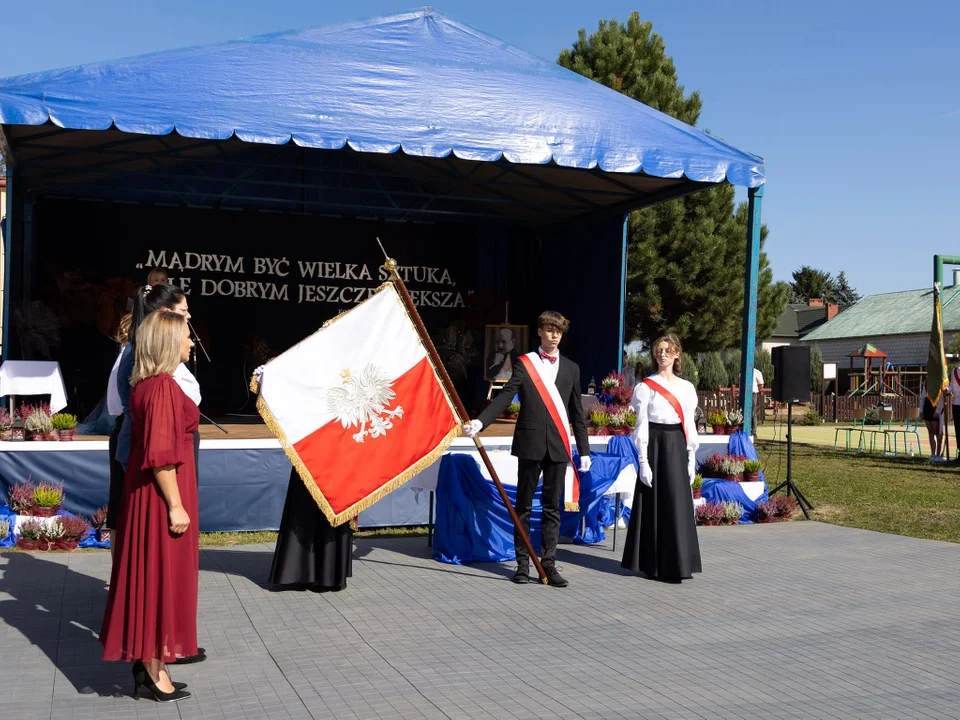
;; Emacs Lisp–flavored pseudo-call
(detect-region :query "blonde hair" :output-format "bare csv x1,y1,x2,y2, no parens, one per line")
131,311,186,385
146,268,169,285
652,333,683,375
115,313,133,346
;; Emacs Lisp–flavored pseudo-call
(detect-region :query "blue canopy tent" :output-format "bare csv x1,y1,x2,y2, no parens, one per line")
0,8,766,424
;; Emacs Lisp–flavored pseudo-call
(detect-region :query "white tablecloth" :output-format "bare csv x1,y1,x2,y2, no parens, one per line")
0,361,69,413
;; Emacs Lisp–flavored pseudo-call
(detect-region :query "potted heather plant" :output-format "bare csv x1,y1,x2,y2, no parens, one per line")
707,410,727,435
692,474,703,500
721,501,744,525
31,481,64,517
725,408,744,433
600,376,619,396
7,482,34,514
608,408,635,435
16,518,44,550
588,408,612,436
720,454,745,482
773,495,799,521
38,516,65,551
51,413,78,441
57,515,90,551
0,408,12,441
755,499,777,523
699,452,725,478
502,402,521,421
0,518,10,541
743,458,762,482
90,505,109,543
695,501,724,526
23,408,52,441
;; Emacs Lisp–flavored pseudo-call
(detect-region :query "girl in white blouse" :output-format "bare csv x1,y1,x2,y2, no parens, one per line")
621,334,702,582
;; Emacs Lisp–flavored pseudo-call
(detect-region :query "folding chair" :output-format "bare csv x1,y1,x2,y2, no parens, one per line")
885,407,923,457
834,408,867,451
868,410,894,453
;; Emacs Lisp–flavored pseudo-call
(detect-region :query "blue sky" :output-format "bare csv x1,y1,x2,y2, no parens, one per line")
3,0,957,298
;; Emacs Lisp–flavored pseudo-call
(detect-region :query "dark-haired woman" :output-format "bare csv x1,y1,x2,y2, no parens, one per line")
622,333,702,583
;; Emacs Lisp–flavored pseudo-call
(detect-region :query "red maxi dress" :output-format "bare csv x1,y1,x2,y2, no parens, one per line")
100,374,200,662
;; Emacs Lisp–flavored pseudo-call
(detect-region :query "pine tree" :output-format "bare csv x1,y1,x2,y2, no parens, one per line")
754,347,774,389
790,266,835,303
698,351,727,391
832,270,861,308
810,344,824,394
559,13,789,351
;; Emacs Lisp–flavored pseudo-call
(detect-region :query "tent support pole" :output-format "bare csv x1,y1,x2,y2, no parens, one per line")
739,185,764,434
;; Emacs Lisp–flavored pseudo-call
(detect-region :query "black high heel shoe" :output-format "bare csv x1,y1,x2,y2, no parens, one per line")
131,661,190,702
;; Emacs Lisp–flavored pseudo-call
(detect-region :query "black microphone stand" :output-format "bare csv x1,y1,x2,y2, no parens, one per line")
188,320,227,435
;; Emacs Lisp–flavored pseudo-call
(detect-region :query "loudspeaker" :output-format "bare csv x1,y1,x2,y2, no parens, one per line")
771,346,811,402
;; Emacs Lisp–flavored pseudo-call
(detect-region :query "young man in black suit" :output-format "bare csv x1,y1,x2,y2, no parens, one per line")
464,311,590,587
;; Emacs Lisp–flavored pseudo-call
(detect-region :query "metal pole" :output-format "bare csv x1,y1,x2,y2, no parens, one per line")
427,490,434,548
739,185,764,435
618,213,628,373
383,257,549,584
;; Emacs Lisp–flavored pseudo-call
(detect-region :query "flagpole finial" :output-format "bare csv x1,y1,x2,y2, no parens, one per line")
384,258,398,272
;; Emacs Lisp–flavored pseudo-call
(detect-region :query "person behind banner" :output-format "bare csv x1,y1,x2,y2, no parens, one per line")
921,382,946,461
463,311,590,587
105,313,132,562
621,333,702,583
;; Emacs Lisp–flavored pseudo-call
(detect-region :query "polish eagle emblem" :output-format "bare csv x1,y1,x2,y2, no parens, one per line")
326,364,404,443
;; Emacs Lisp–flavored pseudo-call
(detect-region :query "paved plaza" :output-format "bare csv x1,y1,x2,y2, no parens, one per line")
0,522,958,720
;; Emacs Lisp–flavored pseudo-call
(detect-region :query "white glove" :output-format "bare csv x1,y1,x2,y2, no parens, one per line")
579,455,592,473
639,462,653,488
688,456,697,486
462,420,483,438
252,365,266,385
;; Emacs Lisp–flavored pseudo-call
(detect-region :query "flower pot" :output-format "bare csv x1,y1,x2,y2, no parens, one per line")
15,538,40,550
712,425,726,435
30,504,62,518
0,429,11,441
743,470,760,483
26,431,44,441
45,430,60,441
703,520,721,526
54,539,78,551
692,489,702,500
95,528,111,544
757,516,778,523
722,474,743,483
58,429,76,441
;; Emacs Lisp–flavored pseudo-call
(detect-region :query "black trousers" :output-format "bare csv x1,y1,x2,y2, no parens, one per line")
514,456,566,570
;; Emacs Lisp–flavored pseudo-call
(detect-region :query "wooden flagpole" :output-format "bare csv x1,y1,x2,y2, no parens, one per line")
379,251,549,584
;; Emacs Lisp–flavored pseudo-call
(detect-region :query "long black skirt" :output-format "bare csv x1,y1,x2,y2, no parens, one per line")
268,468,353,591
621,422,702,582
105,415,125,529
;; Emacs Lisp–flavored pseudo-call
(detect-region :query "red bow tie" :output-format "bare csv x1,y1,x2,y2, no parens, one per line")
539,351,557,364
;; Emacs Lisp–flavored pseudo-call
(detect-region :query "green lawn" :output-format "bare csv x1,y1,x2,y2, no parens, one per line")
755,439,960,543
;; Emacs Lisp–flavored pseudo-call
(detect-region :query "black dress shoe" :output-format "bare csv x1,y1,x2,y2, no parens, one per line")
512,569,530,584
170,648,206,665
545,568,568,587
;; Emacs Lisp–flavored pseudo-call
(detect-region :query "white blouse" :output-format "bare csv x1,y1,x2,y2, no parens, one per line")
173,363,202,407
630,375,700,462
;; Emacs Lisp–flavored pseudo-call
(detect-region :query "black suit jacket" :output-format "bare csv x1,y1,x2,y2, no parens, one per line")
477,354,590,462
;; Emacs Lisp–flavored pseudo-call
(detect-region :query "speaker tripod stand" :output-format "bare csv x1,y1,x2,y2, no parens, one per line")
769,401,813,519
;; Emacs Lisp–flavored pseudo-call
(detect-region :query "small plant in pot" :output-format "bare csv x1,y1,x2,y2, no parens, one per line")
588,409,612,436
39,516,65,551
720,454,746,482
16,518,44,550
24,409,53,441
743,458,762,482
0,518,10,541
695,501,724,526
502,402,521,420
692,474,703,500
608,407,635,435
707,411,727,435
721,501,744,525
51,413,78,441
8,482,35,514
725,408,744,433
755,499,777,523
31,481,64,517
772,495,799,521
90,505,110,543
57,515,90,550
0,408,13,441
699,453,726,479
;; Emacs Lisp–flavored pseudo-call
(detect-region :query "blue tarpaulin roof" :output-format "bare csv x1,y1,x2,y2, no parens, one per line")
0,8,764,189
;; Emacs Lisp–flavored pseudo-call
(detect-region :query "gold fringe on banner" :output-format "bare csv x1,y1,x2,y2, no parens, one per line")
564,502,581,513
255,386,462,527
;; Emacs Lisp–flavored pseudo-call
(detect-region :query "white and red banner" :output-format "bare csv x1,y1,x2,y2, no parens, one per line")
252,283,461,525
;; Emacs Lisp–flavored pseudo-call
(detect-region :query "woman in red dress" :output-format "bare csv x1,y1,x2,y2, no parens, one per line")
100,310,198,703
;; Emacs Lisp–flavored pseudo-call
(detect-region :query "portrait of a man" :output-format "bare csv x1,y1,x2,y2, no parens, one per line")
483,324,528,382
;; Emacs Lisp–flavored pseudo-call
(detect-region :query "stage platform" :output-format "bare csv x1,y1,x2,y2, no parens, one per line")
0,422,731,531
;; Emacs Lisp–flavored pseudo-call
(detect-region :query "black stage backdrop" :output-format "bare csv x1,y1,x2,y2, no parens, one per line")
34,199,483,418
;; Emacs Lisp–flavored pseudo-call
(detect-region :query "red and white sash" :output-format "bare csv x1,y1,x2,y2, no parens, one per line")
641,377,688,442
518,352,580,510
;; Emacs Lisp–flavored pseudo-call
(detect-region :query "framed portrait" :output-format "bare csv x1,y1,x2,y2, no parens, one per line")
483,324,529,382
